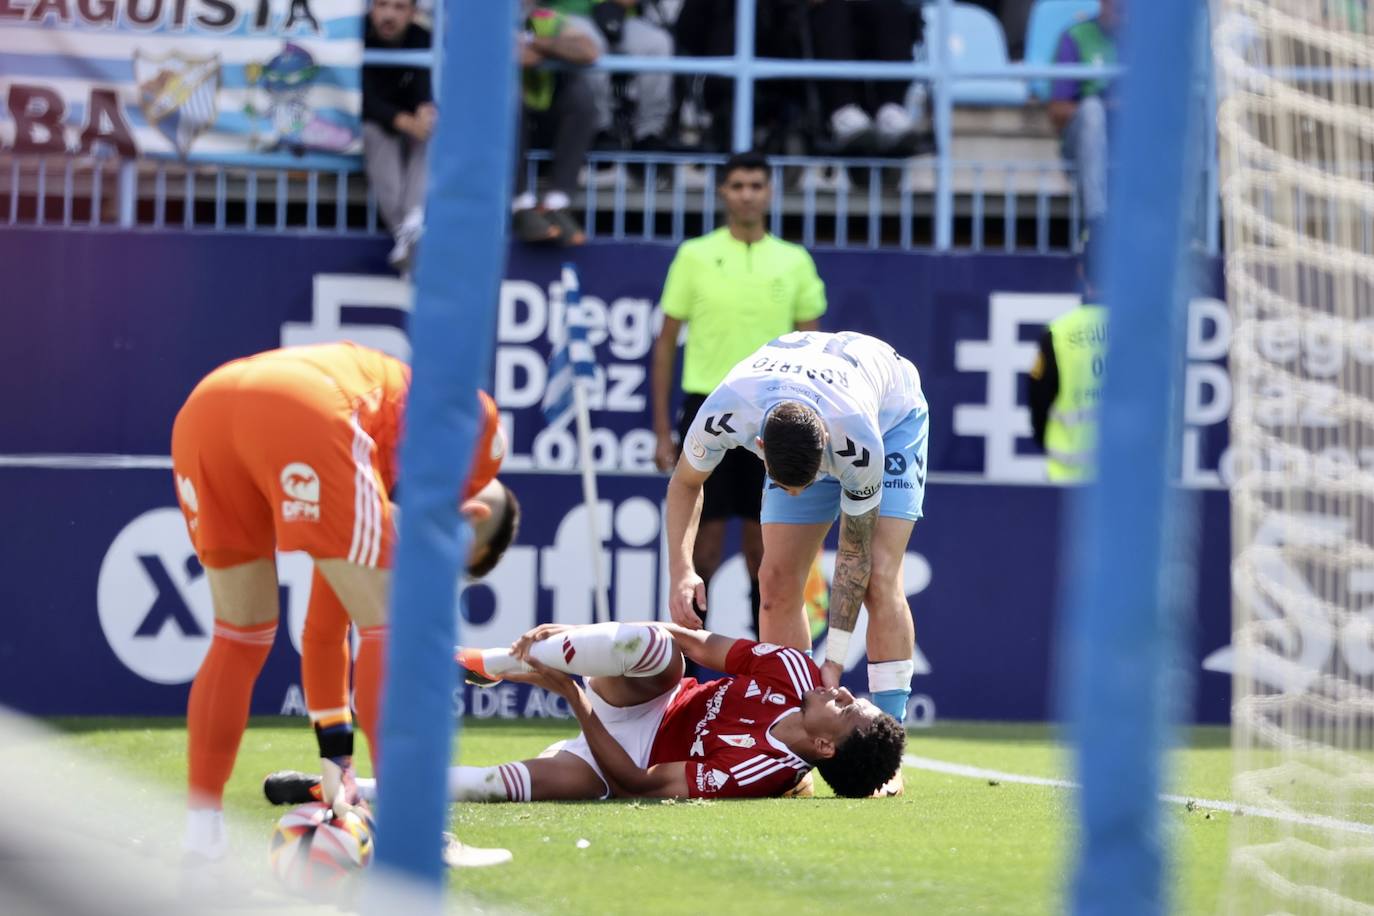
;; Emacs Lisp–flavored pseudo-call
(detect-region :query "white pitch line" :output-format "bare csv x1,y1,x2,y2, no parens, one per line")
904,755,1374,837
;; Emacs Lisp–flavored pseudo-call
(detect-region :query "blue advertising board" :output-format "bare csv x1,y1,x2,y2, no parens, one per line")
0,228,1236,722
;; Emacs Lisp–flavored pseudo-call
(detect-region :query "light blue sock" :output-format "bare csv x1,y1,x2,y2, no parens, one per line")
872,688,910,722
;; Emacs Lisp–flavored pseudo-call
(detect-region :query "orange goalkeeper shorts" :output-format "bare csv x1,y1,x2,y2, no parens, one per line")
171,344,408,570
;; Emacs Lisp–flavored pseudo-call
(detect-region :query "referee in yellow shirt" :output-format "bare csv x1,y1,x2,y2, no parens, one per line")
651,150,828,637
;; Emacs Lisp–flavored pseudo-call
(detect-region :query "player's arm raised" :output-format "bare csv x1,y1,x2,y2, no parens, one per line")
664,457,711,629
526,660,690,798
823,505,879,687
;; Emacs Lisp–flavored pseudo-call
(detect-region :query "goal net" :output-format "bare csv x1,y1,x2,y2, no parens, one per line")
1214,1,1374,911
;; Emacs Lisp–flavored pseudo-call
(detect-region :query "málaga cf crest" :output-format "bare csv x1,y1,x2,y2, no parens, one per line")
134,51,221,157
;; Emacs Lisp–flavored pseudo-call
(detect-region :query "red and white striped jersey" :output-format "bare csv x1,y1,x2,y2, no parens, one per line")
648,639,817,798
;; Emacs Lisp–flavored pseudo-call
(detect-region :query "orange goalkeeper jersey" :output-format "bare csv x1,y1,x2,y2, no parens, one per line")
171,343,502,569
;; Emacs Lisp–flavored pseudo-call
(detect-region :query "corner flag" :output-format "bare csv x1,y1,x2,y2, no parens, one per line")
541,263,596,425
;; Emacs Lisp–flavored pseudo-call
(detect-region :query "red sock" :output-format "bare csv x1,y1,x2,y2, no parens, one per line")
187,620,276,808
353,625,387,775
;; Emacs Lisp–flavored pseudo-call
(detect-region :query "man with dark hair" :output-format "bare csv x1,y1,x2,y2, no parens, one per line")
664,331,928,795
466,483,522,579
760,400,826,486
267,620,905,803
652,150,826,639
815,711,907,799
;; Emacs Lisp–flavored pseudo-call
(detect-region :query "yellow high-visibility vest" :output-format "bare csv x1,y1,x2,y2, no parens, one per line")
1045,305,1108,481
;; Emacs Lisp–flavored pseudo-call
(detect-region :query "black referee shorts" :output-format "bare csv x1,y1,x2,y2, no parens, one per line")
677,393,765,522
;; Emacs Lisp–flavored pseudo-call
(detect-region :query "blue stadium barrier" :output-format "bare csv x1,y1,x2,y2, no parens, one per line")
13,0,1322,255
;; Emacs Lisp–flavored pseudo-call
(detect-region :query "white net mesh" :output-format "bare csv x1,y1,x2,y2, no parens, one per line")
1214,1,1374,912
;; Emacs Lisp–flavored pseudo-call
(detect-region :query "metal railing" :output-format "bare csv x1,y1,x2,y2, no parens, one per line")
0,0,1220,253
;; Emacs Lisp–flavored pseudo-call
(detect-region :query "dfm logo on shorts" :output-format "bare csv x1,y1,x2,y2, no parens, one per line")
280,462,321,523
98,508,215,684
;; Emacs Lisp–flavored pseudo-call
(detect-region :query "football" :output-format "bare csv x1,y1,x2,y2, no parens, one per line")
268,802,376,897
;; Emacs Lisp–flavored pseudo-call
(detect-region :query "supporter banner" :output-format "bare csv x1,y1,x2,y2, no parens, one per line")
0,465,1234,723
0,228,1241,721
0,0,363,166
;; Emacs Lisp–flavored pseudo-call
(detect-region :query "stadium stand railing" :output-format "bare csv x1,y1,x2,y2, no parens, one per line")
0,0,1220,254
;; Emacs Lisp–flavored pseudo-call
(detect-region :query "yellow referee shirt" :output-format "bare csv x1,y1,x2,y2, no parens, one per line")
659,228,828,394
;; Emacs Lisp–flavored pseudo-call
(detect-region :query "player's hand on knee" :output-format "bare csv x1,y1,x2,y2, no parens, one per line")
668,574,706,629
510,623,572,661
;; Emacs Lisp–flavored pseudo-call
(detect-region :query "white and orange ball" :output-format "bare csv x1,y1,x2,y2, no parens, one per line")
268,802,375,897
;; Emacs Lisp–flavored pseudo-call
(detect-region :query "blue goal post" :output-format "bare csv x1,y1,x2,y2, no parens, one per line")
370,0,517,901
1058,1,1207,914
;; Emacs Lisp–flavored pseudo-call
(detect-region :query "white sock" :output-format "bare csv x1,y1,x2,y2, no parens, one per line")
542,190,571,211
355,765,533,804
184,808,227,860
479,623,673,679
448,762,532,802
511,191,537,212
868,659,915,693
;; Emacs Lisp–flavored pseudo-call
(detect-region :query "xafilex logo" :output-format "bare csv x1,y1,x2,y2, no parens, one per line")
97,509,214,684
98,510,317,685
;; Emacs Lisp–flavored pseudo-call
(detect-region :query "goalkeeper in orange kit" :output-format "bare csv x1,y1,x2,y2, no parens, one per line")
171,342,517,862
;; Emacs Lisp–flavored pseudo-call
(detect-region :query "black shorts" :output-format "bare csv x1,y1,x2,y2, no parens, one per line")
677,393,765,521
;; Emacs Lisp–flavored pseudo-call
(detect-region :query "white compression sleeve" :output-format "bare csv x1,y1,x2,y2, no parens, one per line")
525,622,673,678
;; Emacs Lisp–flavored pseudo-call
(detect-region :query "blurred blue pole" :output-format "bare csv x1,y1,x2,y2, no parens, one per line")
731,0,757,152
933,0,953,251
368,0,515,904
1061,1,1204,914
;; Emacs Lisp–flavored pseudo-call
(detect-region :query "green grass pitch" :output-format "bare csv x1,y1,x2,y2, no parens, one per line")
43,717,1235,914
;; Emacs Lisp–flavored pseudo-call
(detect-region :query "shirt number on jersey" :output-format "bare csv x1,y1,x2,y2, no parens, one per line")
755,333,857,387
767,331,862,368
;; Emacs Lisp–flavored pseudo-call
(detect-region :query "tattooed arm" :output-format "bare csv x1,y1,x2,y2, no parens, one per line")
821,505,879,687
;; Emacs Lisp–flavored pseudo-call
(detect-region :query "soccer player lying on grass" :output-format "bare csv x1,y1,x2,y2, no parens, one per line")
266,621,905,803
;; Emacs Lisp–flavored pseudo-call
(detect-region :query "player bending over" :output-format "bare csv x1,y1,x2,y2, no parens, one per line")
266,621,905,804
665,331,928,794
173,342,518,862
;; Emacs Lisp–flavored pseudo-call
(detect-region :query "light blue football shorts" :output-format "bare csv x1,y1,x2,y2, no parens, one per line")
761,407,929,525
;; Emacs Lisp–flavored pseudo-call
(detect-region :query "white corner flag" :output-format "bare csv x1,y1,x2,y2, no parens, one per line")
541,263,609,623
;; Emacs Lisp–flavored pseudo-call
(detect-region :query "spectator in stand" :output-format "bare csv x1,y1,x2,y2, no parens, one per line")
362,0,432,273
807,0,924,156
1048,0,1118,222
515,4,601,246
674,0,807,151
542,0,676,152
674,0,922,156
